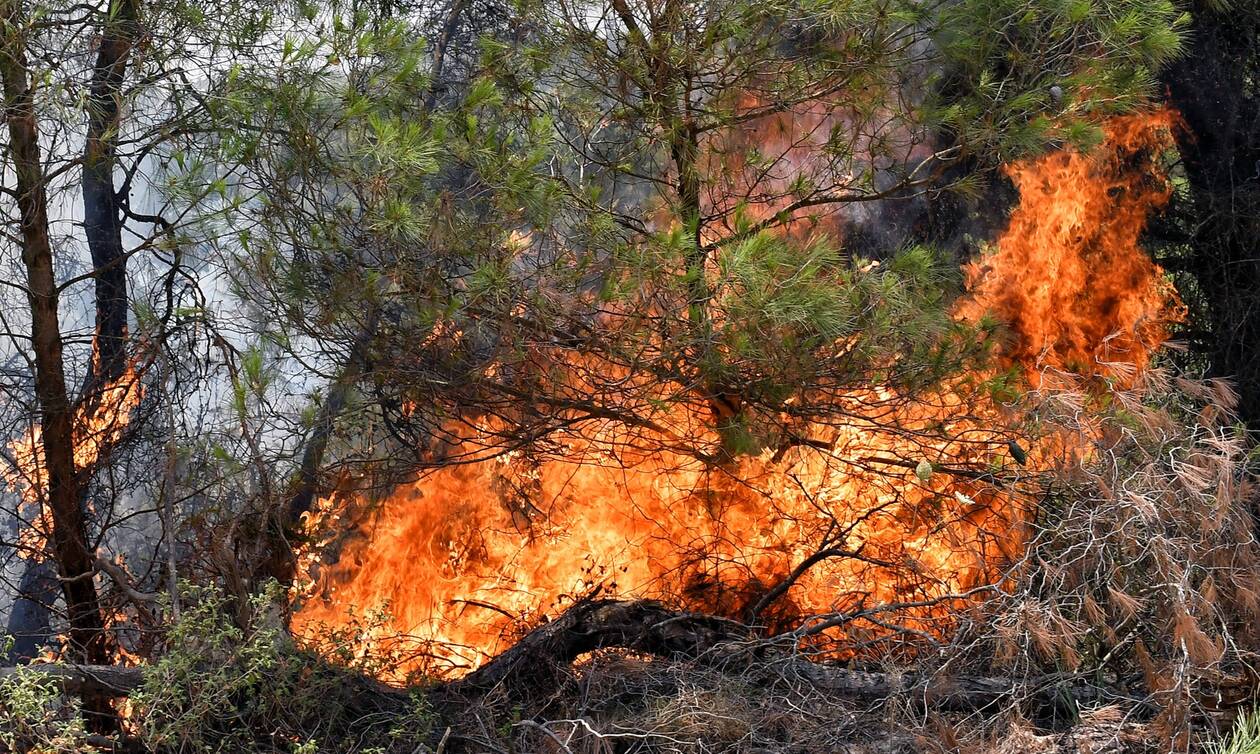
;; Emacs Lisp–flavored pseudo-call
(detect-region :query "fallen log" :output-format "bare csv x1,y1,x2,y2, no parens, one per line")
0,662,144,696
448,598,745,699
448,599,1126,711
0,599,1126,714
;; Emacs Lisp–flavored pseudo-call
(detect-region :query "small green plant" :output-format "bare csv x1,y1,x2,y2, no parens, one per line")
0,661,89,754
131,581,436,753
131,581,289,753
1210,708,1260,754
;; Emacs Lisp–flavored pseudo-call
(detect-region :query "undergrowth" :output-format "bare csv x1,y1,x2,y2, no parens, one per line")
2,371,1257,753
128,583,436,754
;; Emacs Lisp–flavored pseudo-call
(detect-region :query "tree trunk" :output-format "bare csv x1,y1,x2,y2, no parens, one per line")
1162,4,1260,428
3,560,58,662
0,0,115,727
670,123,707,324
260,312,377,589
664,84,746,436
5,0,140,673
82,0,140,398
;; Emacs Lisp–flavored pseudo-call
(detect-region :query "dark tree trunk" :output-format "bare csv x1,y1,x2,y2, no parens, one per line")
446,599,742,701
261,314,377,589
4,0,141,679
1161,3,1260,427
3,560,58,662
82,0,140,398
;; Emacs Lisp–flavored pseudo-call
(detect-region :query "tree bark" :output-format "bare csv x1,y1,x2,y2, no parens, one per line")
0,0,115,726
3,561,58,662
0,663,145,696
82,0,140,398
1162,4,1260,428
5,0,141,673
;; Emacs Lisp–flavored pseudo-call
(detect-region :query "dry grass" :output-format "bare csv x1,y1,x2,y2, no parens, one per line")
487,368,1260,754
963,369,1260,750
504,652,885,754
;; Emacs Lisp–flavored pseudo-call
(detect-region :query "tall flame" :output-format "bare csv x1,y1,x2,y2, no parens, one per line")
292,109,1182,682
958,110,1184,380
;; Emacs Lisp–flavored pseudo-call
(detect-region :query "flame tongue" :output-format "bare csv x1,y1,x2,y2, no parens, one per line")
292,110,1185,682
958,109,1184,380
294,415,1020,681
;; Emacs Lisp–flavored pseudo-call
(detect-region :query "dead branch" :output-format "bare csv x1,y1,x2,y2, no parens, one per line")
446,599,745,699
746,547,898,620
0,599,1137,716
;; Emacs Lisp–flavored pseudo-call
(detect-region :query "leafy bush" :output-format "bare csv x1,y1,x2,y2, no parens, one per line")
0,648,90,754
131,583,288,752
131,582,434,753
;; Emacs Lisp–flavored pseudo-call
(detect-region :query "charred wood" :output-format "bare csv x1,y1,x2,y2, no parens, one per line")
81,0,140,398
1,599,1136,719
446,599,746,700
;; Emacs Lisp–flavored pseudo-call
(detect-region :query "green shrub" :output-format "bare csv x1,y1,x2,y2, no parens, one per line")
132,582,434,753
1211,708,1260,754
0,644,90,754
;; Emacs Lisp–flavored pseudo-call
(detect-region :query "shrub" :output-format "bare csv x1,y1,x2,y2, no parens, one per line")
0,649,90,754
131,582,434,753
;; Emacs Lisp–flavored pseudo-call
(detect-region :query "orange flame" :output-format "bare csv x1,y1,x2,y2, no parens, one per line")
3,361,143,559
958,110,1184,380
292,109,1182,682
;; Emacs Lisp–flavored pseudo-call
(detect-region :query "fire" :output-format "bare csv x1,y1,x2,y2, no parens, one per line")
3,361,143,558
292,109,1182,682
957,110,1184,380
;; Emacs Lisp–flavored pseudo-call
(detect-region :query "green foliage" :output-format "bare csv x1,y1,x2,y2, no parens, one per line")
1211,708,1260,754
211,4,561,341
716,234,854,342
931,0,1187,159
132,583,436,754
189,0,1189,475
0,647,89,754
709,239,978,395
131,583,288,752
